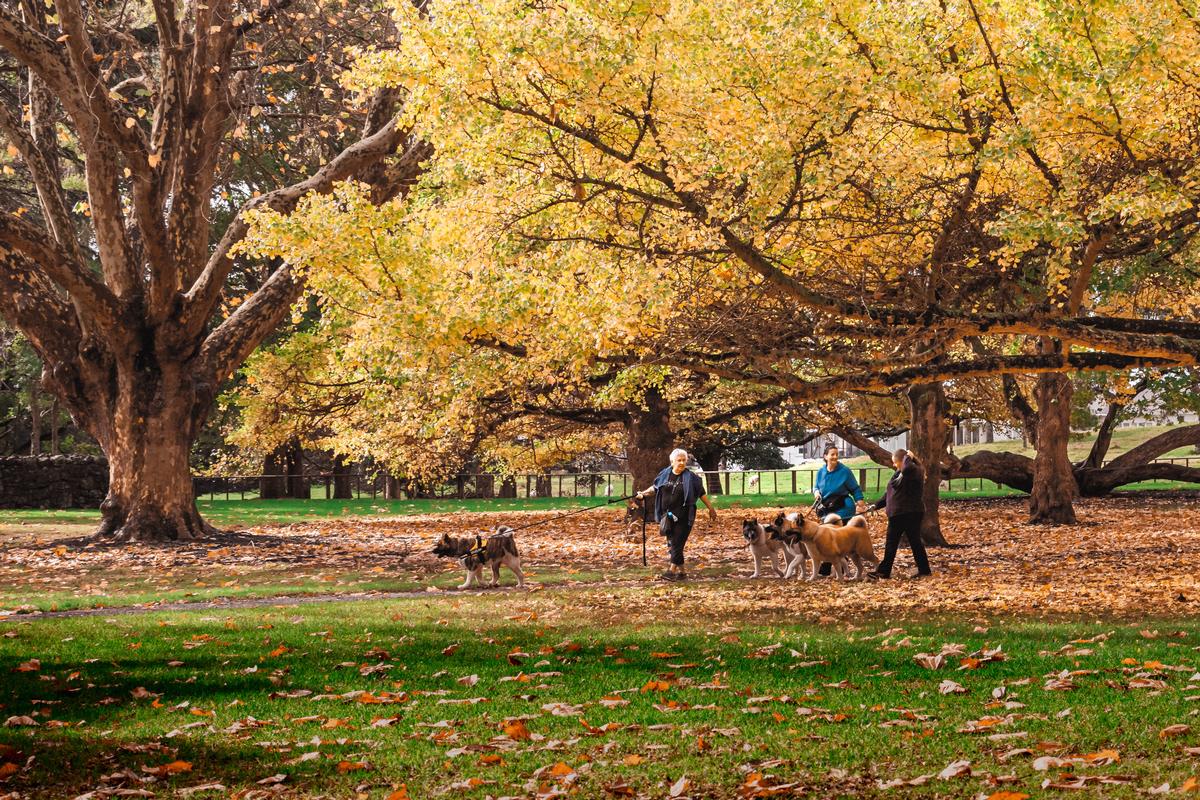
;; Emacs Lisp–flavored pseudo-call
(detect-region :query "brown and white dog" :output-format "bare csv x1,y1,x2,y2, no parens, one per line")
432,526,526,589
741,517,786,578
770,510,877,581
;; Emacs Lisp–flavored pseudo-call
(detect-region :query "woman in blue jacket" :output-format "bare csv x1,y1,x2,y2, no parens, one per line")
813,445,864,521
811,445,864,576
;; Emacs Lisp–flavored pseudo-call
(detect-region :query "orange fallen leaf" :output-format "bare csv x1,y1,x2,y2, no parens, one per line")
479,754,504,766
384,787,410,800
143,760,192,776
336,760,368,772
548,762,575,778
1082,749,1120,765
502,719,532,740
623,754,645,766
0,762,19,780
985,793,1030,800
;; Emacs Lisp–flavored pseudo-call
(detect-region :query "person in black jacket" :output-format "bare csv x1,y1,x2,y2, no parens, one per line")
858,448,932,580
635,448,718,581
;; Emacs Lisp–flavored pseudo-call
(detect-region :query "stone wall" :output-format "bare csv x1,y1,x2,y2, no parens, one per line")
0,455,108,509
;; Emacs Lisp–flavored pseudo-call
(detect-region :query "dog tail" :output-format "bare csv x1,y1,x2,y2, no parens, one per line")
846,514,868,528
821,513,843,525
856,533,876,560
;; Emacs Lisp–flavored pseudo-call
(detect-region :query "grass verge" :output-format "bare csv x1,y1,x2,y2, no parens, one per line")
0,594,1197,798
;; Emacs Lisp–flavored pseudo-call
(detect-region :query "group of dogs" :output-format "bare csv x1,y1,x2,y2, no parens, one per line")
431,498,879,589
741,510,878,581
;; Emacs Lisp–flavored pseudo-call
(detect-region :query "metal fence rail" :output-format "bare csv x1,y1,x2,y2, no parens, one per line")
193,457,1200,502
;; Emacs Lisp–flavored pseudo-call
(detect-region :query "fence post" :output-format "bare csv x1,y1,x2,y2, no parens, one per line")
791,471,797,494
723,471,730,495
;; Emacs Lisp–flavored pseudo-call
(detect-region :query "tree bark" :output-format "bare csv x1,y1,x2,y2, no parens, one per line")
49,396,60,455
1083,398,1124,470
260,446,287,499
689,441,724,495
625,386,673,491
92,371,213,542
285,437,308,499
332,453,353,499
906,382,950,546
1028,371,1078,523
28,379,41,456
947,450,1034,492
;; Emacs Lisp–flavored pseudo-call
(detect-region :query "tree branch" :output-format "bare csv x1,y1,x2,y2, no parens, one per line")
1103,423,1200,472
183,114,423,341
0,212,121,333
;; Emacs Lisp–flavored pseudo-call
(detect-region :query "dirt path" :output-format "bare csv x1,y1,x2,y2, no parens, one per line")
4,495,1200,620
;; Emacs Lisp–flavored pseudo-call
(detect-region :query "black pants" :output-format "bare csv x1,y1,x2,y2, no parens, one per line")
876,511,931,577
661,515,693,566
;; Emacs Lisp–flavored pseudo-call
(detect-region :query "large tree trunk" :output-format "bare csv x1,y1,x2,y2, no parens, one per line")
906,382,950,546
689,441,725,495
1029,371,1078,523
332,454,353,499
92,368,213,542
260,446,288,499
625,386,673,491
285,438,309,499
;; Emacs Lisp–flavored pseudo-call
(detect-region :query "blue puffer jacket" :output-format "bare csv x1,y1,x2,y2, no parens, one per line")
814,463,864,520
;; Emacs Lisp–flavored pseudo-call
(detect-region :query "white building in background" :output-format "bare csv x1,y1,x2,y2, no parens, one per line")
781,421,1022,466
1087,393,1199,429
780,397,1198,467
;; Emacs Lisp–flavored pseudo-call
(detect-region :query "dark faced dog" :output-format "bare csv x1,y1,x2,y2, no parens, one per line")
741,517,785,578
432,526,525,589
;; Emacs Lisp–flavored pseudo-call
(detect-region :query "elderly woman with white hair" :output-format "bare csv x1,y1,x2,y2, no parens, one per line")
635,448,718,581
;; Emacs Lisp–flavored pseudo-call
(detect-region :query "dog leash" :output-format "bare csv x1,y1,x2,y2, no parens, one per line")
497,495,637,534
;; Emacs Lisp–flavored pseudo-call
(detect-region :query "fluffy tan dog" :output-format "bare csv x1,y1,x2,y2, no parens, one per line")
771,511,877,581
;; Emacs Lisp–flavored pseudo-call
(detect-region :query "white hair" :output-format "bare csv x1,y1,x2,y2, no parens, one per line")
669,448,688,461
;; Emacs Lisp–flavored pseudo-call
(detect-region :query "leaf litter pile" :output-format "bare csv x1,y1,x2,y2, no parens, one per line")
0,495,1199,798
1,495,1198,619
0,507,1197,796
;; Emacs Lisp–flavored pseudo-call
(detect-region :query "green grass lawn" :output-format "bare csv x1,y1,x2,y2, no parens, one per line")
0,594,1197,798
